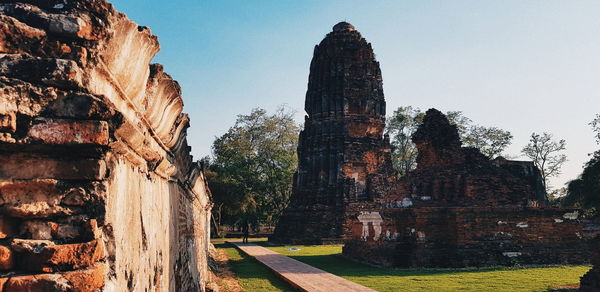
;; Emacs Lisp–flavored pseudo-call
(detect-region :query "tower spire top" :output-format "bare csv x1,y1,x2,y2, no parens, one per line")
332,21,355,32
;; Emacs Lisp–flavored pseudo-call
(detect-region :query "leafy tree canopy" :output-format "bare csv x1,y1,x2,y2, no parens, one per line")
563,150,600,216
562,115,600,217
386,107,513,176
521,132,567,193
207,107,300,231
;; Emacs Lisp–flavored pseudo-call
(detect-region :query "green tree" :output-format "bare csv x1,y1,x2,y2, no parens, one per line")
445,111,472,138
386,107,513,176
591,114,600,144
563,115,600,217
521,132,567,193
385,106,424,176
564,151,600,217
463,125,513,158
208,107,300,230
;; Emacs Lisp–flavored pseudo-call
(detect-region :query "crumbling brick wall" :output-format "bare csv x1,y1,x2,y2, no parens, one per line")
342,110,589,268
580,235,600,290
580,217,600,291
343,205,588,267
0,1,211,291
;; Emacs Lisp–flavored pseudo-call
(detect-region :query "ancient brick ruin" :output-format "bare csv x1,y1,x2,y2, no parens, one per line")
343,108,588,267
272,22,590,268
580,217,600,291
271,22,394,244
0,1,212,291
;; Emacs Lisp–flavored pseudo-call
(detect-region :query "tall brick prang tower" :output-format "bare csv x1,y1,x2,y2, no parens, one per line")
271,22,394,244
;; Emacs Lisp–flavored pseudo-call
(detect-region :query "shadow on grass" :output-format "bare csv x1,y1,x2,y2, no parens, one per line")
279,253,486,277
545,283,579,292
285,253,589,278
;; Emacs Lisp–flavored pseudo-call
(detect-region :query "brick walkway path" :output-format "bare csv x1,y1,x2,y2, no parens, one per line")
229,241,376,292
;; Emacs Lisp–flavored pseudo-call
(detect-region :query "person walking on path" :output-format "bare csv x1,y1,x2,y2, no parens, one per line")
242,221,249,243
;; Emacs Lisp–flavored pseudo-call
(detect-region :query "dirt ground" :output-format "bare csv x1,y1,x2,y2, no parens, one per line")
206,245,243,292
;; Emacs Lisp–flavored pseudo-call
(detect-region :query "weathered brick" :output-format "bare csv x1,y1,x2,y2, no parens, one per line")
0,154,106,180
0,180,84,218
0,54,83,89
12,239,103,272
18,216,98,242
27,118,109,145
0,216,15,239
580,234,600,290
44,93,116,120
62,263,105,292
1,263,104,292
0,180,63,205
3,273,69,292
0,112,16,133
0,246,13,270
19,220,56,240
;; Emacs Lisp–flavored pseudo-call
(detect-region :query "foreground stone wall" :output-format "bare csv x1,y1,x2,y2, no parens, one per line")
0,1,211,291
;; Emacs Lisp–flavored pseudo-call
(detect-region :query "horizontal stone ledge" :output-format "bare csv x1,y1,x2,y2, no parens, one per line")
0,54,84,89
0,3,95,40
0,154,106,180
0,262,105,292
43,92,117,120
10,238,104,272
0,245,12,270
0,180,104,219
0,179,104,204
0,143,108,159
0,76,116,120
27,118,109,145
17,217,98,242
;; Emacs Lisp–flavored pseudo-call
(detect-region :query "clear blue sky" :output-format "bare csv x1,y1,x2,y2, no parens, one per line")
111,0,600,189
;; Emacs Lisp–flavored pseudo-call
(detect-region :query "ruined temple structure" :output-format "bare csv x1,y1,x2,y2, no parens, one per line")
271,21,394,244
343,109,589,267
0,1,212,291
581,236,600,290
272,22,589,268
580,217,600,291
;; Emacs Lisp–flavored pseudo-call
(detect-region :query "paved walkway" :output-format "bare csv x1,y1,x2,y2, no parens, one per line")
229,241,376,292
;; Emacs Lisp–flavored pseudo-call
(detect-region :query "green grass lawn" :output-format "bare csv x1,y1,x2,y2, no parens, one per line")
263,242,590,292
213,238,591,292
212,238,296,292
